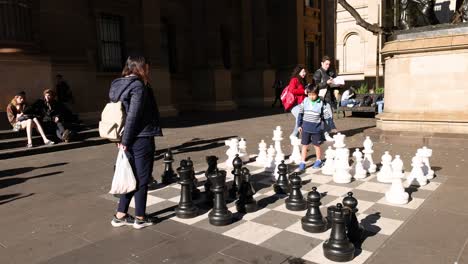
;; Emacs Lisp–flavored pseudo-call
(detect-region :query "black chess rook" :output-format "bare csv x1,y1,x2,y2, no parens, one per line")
323,203,355,262
175,160,198,219
229,154,243,199
236,168,257,213
208,169,233,226
186,157,201,200
161,149,178,184
285,172,307,211
302,187,327,233
342,192,364,244
274,160,289,195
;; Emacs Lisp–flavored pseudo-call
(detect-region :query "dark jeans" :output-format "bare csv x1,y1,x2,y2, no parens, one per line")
43,121,66,140
117,137,155,217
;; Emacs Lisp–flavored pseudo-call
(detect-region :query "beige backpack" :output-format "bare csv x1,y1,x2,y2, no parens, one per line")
99,101,125,141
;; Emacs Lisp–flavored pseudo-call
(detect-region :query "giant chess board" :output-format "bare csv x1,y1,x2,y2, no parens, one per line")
101,157,445,264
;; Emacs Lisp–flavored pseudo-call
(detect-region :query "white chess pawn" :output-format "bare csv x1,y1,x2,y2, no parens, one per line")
391,155,405,179
333,133,346,149
265,145,276,173
377,151,393,183
256,140,268,166
385,177,409,205
238,138,249,162
406,155,428,186
419,147,435,179
362,136,377,173
321,146,336,175
353,148,367,179
288,136,302,165
333,148,352,183
225,138,239,169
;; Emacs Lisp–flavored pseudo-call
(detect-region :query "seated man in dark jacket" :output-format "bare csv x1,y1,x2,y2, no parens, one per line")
27,89,73,142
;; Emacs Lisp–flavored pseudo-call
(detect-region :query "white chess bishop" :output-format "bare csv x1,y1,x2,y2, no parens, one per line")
385,177,409,205
321,146,336,175
377,151,393,183
418,147,435,180
238,138,249,163
225,138,239,169
255,140,268,166
273,126,284,157
406,155,428,186
391,155,405,179
288,136,302,165
265,145,276,173
333,148,352,183
352,148,367,179
362,136,377,173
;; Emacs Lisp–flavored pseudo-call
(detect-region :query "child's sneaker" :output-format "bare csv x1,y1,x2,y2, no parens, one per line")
312,160,323,169
296,162,306,172
133,215,158,229
111,214,135,227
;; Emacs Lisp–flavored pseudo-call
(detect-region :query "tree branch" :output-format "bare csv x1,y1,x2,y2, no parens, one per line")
337,0,391,35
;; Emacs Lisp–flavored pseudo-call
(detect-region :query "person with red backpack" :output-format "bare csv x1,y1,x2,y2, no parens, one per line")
287,65,307,139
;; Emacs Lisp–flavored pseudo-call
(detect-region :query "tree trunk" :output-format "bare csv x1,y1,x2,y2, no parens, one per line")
337,0,391,35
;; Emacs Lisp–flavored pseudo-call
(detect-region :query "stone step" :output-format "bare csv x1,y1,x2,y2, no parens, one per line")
0,123,95,140
0,128,100,150
0,136,110,160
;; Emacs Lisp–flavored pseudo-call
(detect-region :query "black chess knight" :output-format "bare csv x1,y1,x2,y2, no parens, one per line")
175,160,198,219
236,168,257,213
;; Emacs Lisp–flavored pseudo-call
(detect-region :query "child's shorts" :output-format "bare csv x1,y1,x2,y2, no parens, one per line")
301,131,323,146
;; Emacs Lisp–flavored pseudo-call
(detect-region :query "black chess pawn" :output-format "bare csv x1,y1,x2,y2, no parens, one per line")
161,149,178,184
186,157,200,200
301,187,327,233
342,192,364,244
323,203,355,262
229,154,243,199
236,168,258,213
204,156,218,203
175,160,198,218
273,160,289,194
208,169,233,226
285,172,307,211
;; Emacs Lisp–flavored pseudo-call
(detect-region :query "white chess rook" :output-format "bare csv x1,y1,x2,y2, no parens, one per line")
377,151,393,183
385,177,409,205
353,148,367,179
321,146,336,175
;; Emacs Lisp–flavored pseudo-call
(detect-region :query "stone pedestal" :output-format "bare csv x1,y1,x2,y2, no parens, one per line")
378,24,468,134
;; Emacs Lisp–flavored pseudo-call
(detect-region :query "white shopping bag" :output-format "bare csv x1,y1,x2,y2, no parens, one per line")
109,149,136,194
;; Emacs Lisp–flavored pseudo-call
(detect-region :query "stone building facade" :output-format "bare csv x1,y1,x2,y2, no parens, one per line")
0,0,329,126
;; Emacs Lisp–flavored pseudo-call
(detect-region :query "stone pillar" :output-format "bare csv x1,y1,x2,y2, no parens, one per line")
190,0,236,111
377,26,468,134
238,0,275,107
142,0,177,117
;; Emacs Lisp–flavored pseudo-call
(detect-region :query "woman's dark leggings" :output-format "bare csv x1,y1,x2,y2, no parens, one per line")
117,137,155,217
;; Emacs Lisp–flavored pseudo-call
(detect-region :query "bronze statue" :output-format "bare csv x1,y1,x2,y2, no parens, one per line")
400,0,440,30
452,0,468,23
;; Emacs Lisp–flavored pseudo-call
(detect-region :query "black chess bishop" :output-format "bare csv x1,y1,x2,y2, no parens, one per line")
285,172,307,211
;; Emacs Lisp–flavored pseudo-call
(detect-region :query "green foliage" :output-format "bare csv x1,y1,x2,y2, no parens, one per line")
375,87,385,94
356,83,368,94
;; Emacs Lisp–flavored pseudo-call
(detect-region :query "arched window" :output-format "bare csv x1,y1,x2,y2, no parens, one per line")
343,33,363,73
0,0,33,44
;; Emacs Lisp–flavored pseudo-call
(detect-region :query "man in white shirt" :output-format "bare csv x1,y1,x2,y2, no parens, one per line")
340,87,359,107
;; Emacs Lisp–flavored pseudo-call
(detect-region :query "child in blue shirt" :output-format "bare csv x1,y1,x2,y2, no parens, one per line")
297,86,328,171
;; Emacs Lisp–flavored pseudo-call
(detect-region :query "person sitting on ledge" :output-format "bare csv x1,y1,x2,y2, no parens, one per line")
29,89,74,143
340,86,359,107
6,91,54,148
